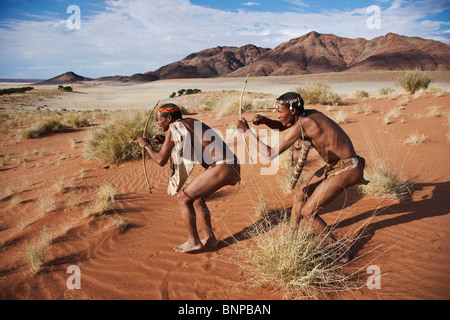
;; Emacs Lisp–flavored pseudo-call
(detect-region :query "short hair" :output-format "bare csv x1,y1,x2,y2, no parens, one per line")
158,103,182,120
275,92,304,114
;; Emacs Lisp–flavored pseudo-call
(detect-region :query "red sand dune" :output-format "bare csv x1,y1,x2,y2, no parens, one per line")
0,91,449,300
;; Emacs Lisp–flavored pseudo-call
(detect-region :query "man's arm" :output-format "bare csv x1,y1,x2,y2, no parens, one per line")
237,118,302,160
139,129,174,166
252,114,286,131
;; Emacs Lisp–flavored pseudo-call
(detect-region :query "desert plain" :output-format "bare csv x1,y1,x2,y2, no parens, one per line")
0,71,449,300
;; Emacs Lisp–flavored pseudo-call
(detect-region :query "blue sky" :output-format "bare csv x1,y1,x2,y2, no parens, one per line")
0,0,449,79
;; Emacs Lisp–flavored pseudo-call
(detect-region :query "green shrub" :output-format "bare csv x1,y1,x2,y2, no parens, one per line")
296,82,341,105
0,87,34,95
397,70,431,94
58,85,73,92
84,111,161,164
174,88,201,97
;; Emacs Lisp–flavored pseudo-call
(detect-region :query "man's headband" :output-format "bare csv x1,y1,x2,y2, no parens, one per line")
274,97,302,110
158,105,180,113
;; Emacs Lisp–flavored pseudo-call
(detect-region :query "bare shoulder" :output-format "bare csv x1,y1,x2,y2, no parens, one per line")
300,110,324,137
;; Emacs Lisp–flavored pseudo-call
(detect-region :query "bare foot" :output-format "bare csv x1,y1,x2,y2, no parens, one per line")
174,240,203,253
201,236,220,247
338,251,352,264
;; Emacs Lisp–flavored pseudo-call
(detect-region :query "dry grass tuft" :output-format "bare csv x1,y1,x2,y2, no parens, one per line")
84,183,117,217
404,132,429,145
19,116,65,139
25,243,47,275
214,96,254,117
84,111,161,164
37,194,57,215
359,161,412,199
235,211,360,299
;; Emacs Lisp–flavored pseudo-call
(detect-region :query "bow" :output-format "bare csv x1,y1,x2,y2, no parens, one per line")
142,100,160,195
239,74,249,121
239,74,254,164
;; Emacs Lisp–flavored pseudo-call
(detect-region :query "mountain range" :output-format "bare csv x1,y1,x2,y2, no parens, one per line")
36,31,450,84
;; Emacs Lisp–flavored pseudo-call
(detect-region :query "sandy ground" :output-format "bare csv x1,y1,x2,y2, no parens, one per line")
0,73,449,300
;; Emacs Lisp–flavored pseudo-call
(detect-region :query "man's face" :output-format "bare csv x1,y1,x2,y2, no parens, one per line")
276,104,295,126
156,113,171,132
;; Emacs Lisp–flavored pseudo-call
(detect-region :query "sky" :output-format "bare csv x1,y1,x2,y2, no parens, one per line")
0,0,449,79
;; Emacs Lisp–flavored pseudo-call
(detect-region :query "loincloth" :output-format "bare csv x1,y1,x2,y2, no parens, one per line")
301,156,365,197
324,155,365,178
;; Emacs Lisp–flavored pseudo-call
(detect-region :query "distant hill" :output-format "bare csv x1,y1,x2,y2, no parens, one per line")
229,31,450,77
143,44,270,80
35,71,92,85
37,32,450,84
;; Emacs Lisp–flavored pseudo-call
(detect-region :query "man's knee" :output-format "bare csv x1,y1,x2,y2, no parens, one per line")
193,198,206,210
294,184,307,203
177,189,195,206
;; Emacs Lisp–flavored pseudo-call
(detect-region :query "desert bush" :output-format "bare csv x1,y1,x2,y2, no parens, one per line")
65,113,89,128
379,88,395,96
354,90,369,99
19,116,65,139
58,85,73,92
0,87,34,95
397,70,431,94
296,81,341,106
84,111,160,164
175,88,201,97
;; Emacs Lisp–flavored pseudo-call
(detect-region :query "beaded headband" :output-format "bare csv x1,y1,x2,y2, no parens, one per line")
158,105,180,113
274,97,302,111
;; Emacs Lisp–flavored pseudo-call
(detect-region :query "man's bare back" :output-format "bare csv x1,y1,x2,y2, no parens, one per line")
297,110,358,164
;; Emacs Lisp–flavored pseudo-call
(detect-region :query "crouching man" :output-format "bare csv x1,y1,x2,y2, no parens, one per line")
140,104,240,253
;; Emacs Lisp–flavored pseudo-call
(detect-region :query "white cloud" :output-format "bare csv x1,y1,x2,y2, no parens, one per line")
284,0,309,8
242,2,261,6
0,0,448,78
